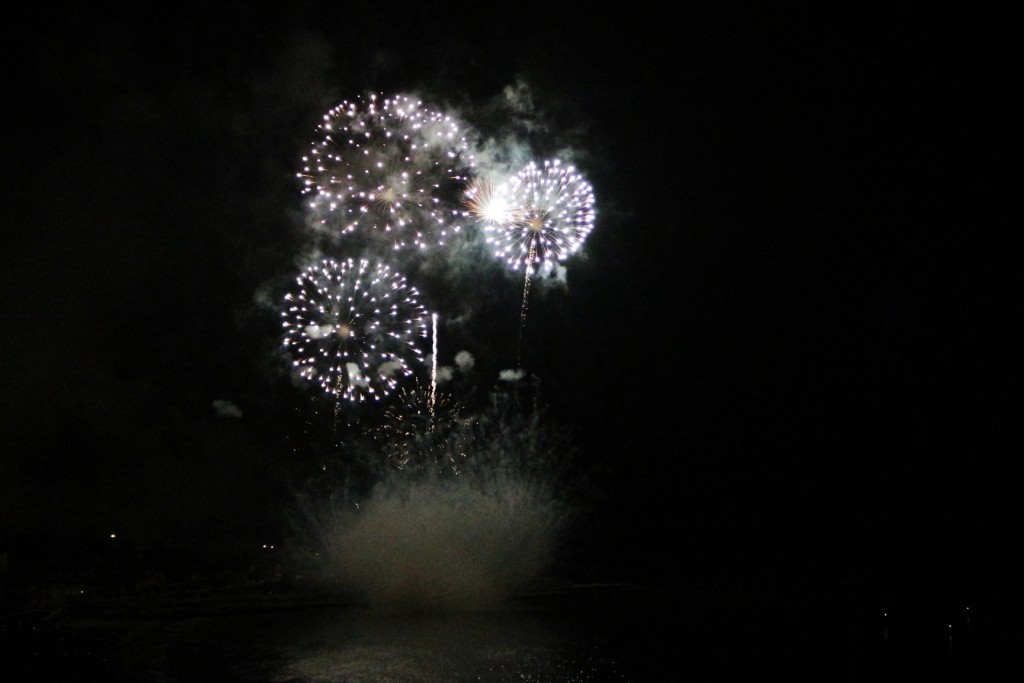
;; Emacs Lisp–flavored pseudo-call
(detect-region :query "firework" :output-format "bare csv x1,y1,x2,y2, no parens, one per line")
298,93,476,251
478,159,595,271
282,257,429,402
372,382,472,472
429,313,438,418
472,160,595,365
464,177,523,229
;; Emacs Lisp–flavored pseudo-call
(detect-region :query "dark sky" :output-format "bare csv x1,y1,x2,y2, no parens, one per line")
2,6,1015,588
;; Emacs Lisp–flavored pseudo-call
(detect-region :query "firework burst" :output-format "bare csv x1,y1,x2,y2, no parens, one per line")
464,177,523,229
282,257,429,403
372,381,473,472
478,159,595,271
298,93,476,251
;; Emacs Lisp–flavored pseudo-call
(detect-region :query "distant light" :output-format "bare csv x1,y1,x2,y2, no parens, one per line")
110,533,117,539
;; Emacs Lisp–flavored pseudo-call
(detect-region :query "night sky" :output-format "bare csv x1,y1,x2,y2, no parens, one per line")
3,5,1015,601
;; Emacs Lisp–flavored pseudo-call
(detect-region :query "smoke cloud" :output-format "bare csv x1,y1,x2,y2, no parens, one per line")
212,399,243,418
287,391,579,611
454,350,475,373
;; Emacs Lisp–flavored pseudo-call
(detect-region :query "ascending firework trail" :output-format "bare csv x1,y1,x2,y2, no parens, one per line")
429,313,438,419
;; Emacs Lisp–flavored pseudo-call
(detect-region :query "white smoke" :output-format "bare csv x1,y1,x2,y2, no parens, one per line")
212,399,242,419
313,473,562,610
346,362,370,388
454,350,475,373
305,324,335,339
289,397,578,612
499,368,526,382
378,360,404,377
519,260,570,292
435,366,454,384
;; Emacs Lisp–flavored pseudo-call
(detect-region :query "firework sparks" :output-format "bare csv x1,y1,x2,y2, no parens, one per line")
464,177,522,228
298,93,476,251
281,257,429,403
479,159,595,271
372,381,471,472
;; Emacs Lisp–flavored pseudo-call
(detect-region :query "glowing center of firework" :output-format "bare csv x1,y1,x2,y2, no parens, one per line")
378,187,398,205
465,180,517,227
335,324,352,339
526,214,545,233
482,196,511,224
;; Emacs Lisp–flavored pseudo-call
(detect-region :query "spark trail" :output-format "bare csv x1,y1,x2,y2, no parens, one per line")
430,313,438,418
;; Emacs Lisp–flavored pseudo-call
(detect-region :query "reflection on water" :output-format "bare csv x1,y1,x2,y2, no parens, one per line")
145,586,668,681
269,607,633,682
34,583,1013,680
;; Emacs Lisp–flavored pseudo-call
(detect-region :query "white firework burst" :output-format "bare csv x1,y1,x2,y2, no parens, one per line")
281,257,429,403
298,93,476,251
477,159,595,271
